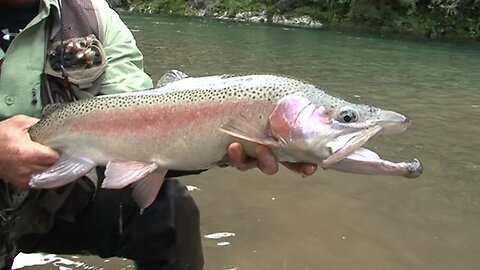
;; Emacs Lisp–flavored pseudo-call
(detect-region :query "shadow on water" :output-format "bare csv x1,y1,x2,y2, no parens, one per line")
18,13,480,270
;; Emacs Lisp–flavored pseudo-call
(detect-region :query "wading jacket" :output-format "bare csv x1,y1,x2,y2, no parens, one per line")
0,0,152,120
0,0,153,266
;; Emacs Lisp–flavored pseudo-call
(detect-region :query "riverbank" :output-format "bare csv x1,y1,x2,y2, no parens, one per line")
115,3,324,29
110,0,480,40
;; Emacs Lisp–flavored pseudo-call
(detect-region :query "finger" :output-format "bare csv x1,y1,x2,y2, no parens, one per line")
300,164,317,176
9,164,51,190
14,114,40,128
9,178,30,190
26,143,60,166
282,162,317,176
28,163,54,174
15,164,50,177
228,143,257,171
2,173,30,190
282,162,302,174
256,145,278,175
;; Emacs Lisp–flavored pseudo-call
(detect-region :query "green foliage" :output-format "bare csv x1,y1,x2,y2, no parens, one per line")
285,1,350,22
125,0,480,39
210,0,266,16
407,0,480,38
133,0,194,15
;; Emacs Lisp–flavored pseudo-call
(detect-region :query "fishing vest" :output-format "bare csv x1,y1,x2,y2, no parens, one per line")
0,0,104,267
41,0,107,105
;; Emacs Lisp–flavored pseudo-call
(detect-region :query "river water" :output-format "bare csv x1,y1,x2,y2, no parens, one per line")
16,14,480,270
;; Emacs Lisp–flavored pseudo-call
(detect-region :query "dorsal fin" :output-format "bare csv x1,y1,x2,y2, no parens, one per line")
156,70,189,87
41,103,64,117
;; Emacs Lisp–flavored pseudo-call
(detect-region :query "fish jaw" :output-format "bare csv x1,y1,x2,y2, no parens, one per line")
321,125,383,166
325,148,423,178
374,109,411,135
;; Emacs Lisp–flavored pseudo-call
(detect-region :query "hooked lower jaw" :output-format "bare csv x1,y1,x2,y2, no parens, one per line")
324,148,423,178
321,140,423,178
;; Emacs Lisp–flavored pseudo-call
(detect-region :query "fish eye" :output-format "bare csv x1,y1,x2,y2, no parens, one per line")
338,108,358,123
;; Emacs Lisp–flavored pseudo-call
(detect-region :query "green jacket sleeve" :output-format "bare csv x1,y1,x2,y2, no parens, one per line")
94,1,153,95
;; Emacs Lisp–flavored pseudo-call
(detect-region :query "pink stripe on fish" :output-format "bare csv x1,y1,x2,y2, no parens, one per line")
68,99,270,135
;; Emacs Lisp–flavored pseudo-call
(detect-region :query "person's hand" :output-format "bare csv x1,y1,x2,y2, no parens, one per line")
227,142,317,176
0,115,59,189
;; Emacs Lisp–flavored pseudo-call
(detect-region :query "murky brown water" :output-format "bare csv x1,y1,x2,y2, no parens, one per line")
16,14,480,270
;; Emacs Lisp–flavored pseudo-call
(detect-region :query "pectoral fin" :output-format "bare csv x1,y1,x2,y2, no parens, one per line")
29,153,96,189
102,161,159,189
132,169,168,213
219,113,280,147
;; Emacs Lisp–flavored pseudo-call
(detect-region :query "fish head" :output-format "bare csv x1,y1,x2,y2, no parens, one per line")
330,103,411,135
304,88,411,135
268,94,411,166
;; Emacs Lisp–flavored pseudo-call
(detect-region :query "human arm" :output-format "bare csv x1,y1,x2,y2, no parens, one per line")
0,115,59,189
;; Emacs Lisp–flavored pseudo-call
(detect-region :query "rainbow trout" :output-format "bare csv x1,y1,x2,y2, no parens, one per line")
29,71,423,210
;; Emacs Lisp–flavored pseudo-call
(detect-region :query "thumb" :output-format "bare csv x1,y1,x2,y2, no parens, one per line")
13,115,40,128
29,142,60,166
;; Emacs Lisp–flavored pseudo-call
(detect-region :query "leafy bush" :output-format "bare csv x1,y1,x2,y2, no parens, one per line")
120,0,480,39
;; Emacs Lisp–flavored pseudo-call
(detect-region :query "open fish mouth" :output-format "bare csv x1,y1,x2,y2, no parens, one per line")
320,111,423,178
323,125,383,166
